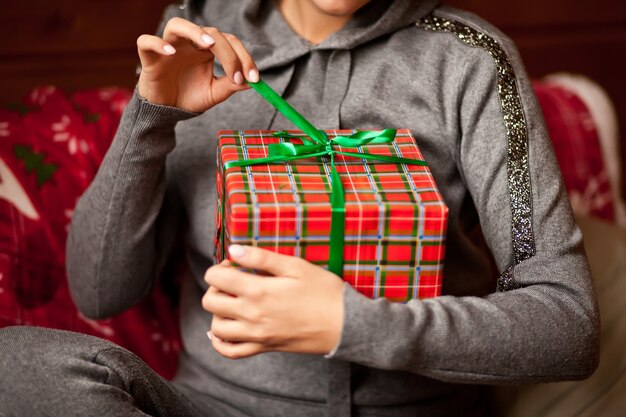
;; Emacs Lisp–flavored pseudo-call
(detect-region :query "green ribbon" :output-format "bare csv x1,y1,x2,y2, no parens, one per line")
220,79,427,276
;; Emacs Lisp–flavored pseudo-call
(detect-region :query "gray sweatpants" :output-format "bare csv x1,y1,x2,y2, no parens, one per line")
0,326,243,417
0,326,494,417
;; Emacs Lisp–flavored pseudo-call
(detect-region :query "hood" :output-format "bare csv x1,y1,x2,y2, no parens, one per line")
185,0,441,70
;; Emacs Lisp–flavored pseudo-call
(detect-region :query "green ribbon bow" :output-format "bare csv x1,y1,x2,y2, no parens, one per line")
221,79,427,276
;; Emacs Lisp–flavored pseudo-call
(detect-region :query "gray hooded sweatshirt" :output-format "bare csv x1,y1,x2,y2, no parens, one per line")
66,0,600,416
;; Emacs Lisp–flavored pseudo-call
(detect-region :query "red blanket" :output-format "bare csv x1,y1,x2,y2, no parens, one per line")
0,87,181,379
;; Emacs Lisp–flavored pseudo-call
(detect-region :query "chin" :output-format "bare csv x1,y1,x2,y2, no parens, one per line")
310,0,371,16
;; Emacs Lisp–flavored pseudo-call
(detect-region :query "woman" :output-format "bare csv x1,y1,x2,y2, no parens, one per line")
0,0,599,416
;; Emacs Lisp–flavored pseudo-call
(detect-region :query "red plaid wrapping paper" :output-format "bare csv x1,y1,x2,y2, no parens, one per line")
215,129,449,302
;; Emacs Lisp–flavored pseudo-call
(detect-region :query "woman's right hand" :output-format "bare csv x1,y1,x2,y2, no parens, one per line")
136,17,259,113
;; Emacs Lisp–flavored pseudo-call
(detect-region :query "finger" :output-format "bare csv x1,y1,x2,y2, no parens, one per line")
227,245,311,277
201,286,244,319
162,17,216,50
202,27,243,84
209,332,265,360
204,264,263,296
209,75,250,105
136,34,176,66
222,33,259,83
211,315,265,343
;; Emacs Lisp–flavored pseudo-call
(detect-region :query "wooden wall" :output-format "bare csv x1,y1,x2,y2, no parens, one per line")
0,0,171,101
1,0,625,166
447,0,626,161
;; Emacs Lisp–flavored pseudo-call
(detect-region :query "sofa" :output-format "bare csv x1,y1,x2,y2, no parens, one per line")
1,76,624,413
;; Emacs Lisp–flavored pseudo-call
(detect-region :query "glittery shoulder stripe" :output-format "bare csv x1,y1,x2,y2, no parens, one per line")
416,14,535,290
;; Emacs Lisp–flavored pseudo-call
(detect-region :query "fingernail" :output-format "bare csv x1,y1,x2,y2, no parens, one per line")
229,244,247,258
201,34,215,46
248,69,260,83
207,331,213,340
233,71,244,84
163,45,176,55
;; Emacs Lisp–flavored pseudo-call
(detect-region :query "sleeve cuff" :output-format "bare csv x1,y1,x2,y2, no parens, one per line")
324,283,386,361
133,87,201,126
323,283,351,358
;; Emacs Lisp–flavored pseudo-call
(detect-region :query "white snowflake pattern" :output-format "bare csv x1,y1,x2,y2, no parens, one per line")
97,88,117,101
30,86,57,106
98,88,129,116
64,208,74,233
151,331,171,353
78,312,115,337
52,115,89,155
150,320,181,353
110,99,128,116
0,121,9,137
569,173,612,216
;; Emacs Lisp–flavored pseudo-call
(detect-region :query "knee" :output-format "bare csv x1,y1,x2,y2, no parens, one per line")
0,326,118,383
0,326,124,406
1,325,116,357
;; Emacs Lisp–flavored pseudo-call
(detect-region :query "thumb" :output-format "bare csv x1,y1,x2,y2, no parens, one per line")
227,245,309,277
210,76,250,105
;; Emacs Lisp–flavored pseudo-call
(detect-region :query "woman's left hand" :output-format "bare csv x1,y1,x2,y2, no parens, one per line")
202,245,345,359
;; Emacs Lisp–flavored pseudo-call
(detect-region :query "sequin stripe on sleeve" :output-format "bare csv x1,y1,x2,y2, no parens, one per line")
416,14,535,291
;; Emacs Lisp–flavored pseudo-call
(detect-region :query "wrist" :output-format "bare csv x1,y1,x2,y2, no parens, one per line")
321,281,346,354
136,80,177,108
133,87,200,123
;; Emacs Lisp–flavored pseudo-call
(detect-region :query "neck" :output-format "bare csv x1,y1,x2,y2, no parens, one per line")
276,0,354,44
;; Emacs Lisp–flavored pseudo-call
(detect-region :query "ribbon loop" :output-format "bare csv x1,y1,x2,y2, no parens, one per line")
269,142,324,157
331,128,397,147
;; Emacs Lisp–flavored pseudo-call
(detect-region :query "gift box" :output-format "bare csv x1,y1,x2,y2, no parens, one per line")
214,128,448,302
